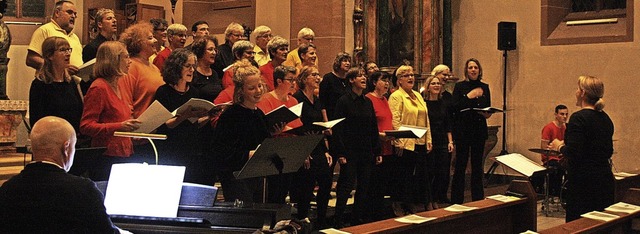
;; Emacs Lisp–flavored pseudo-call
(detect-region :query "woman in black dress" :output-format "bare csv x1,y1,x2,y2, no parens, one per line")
549,75,614,222
423,75,455,204
154,49,210,183
29,36,83,134
451,58,492,204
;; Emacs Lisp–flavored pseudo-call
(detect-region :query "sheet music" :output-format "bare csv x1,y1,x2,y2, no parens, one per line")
580,211,619,222
394,214,437,224
444,204,478,212
605,202,640,214
313,118,345,128
289,102,303,117
74,58,96,82
495,153,546,177
104,163,185,218
487,194,521,203
134,100,173,133
320,228,351,234
398,125,428,138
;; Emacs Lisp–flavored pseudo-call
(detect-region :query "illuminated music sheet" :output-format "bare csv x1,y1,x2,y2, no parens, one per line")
104,163,185,217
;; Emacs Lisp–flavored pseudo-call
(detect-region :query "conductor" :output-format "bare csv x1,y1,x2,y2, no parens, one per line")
0,116,126,233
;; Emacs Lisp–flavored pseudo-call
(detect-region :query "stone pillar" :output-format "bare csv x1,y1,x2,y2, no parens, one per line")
289,0,346,75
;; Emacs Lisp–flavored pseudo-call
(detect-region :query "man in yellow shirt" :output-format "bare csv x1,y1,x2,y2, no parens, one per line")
283,27,318,70
26,1,82,75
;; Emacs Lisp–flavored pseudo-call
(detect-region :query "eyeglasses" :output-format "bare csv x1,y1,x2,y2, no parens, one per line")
183,64,196,70
57,47,73,53
231,33,243,37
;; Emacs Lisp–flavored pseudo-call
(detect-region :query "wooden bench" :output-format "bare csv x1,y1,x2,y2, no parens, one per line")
539,188,640,234
615,171,640,202
340,180,537,234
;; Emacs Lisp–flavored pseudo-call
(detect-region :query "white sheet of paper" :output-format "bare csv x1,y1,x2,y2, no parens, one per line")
605,202,640,214
104,163,185,218
613,172,638,177
444,204,478,212
398,125,428,138
319,228,351,234
495,153,546,177
313,118,345,128
487,194,521,203
580,211,620,222
134,100,173,133
289,102,303,117
394,214,437,224
520,230,539,234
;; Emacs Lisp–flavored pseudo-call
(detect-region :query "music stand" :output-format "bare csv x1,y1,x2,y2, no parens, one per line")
233,134,324,203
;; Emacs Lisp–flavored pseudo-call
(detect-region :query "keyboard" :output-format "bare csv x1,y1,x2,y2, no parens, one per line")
110,214,211,227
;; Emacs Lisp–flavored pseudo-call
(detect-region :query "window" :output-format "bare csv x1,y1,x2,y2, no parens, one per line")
541,0,633,45
4,0,54,21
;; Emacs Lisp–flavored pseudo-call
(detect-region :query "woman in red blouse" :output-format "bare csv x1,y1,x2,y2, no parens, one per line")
80,41,141,181
365,71,399,219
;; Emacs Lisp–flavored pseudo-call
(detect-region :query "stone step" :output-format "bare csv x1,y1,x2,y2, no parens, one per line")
0,153,28,185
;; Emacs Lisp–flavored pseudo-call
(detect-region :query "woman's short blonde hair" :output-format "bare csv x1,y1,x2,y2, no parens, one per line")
431,64,450,76
94,41,128,80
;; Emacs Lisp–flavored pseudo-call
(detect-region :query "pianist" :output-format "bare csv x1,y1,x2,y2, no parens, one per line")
0,116,126,233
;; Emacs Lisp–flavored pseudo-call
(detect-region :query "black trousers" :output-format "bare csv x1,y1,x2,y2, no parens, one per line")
219,170,262,204
451,139,485,204
398,147,432,204
291,158,332,220
565,168,614,222
334,152,373,222
369,155,401,220
430,147,452,202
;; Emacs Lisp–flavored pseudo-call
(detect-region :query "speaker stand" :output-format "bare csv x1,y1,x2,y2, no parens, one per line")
485,50,510,186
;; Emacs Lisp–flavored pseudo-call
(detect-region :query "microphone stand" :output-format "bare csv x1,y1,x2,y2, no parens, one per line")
114,132,167,165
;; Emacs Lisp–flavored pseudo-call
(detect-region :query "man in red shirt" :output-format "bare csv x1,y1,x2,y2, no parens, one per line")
539,104,569,196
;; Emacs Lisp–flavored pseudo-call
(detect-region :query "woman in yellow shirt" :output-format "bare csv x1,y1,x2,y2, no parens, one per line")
388,65,434,213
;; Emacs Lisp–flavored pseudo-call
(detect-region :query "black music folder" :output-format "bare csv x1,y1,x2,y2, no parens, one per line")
233,134,324,179
385,125,428,139
460,106,504,113
263,103,303,128
285,118,345,136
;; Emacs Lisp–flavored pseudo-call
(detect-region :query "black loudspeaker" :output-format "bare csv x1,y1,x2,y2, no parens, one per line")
498,22,516,51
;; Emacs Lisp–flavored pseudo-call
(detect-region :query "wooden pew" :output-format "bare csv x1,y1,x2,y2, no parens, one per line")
341,180,537,234
539,188,640,234
615,171,640,202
